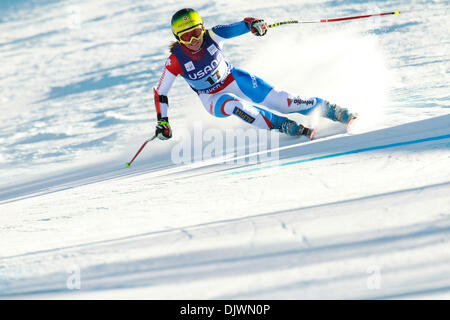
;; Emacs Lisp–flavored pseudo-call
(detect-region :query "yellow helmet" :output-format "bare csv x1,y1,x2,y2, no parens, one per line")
171,8,204,42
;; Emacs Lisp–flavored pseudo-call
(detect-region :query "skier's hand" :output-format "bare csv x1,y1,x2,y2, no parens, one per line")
155,117,172,140
244,18,267,36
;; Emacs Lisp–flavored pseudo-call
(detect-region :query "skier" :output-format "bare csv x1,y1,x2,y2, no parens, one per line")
153,8,357,141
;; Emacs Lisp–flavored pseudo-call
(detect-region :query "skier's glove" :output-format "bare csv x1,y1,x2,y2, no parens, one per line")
155,117,172,140
244,18,268,36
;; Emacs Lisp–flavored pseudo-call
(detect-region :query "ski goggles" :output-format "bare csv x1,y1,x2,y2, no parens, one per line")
176,25,205,44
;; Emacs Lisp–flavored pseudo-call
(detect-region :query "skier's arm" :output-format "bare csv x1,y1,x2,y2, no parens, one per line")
153,54,183,140
154,70,174,121
209,18,267,44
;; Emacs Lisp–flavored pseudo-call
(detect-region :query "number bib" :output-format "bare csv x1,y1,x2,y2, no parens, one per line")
173,31,230,94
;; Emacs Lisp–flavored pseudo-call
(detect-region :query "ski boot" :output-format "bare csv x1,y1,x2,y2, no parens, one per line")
325,102,358,124
279,119,316,140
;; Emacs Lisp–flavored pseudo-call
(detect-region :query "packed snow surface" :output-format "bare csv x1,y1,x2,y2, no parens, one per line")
0,0,449,299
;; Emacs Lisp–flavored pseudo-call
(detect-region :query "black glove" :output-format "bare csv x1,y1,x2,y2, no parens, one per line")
244,17,268,36
155,117,172,140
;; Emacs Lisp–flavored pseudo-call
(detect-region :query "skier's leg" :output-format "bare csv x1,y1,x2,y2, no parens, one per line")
230,67,356,123
261,87,324,116
262,89,357,123
199,92,313,137
199,92,283,130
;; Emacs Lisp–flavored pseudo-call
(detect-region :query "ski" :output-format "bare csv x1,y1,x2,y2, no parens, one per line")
302,127,316,140
346,116,358,134
297,125,316,140
309,128,317,140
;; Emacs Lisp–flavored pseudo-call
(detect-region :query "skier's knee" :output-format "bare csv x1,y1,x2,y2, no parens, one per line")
210,94,241,118
261,88,292,113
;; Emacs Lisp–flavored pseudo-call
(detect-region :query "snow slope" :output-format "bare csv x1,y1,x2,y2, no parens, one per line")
0,0,449,299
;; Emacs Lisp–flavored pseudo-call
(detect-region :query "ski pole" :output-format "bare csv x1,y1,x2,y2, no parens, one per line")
125,134,157,168
268,10,400,28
